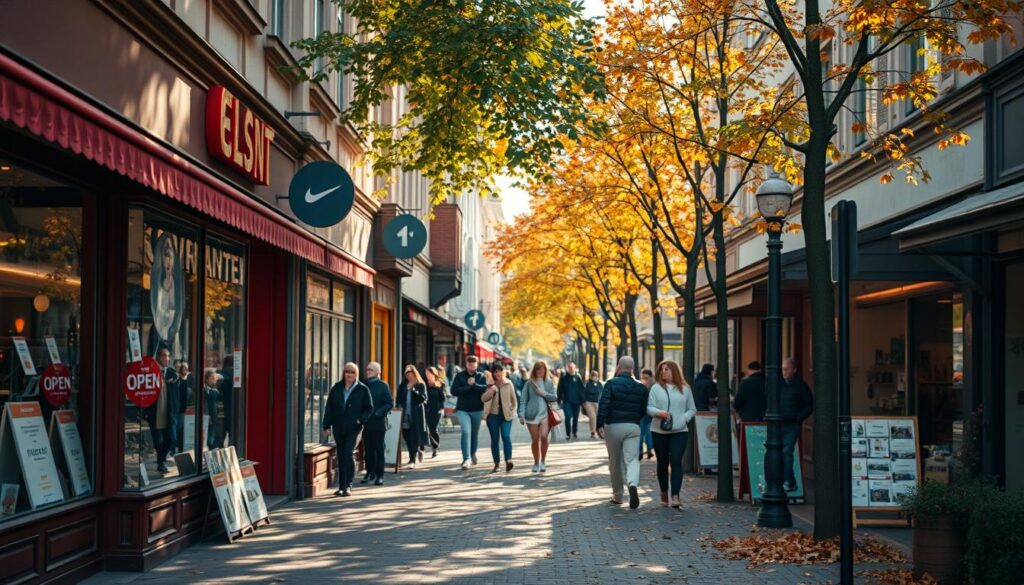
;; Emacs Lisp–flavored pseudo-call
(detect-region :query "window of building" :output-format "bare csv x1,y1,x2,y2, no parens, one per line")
123,208,200,490
853,77,867,147
906,36,927,115
314,0,326,73
202,236,246,454
271,0,286,39
303,274,355,450
336,4,346,110
0,161,89,521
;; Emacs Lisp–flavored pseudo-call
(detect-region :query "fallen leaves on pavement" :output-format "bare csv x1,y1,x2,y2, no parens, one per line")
709,531,906,568
857,569,939,585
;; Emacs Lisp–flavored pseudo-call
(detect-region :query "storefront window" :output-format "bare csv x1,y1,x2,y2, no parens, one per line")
123,208,199,490
203,236,246,455
0,162,88,520
302,275,355,450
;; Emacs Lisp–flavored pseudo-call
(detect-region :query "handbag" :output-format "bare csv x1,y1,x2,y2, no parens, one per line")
659,386,674,431
547,403,564,427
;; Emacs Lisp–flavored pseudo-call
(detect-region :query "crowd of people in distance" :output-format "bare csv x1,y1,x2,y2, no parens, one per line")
320,352,814,506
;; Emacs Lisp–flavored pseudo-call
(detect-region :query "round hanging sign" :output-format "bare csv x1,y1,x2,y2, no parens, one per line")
124,356,164,408
464,310,485,331
487,332,503,345
383,214,428,258
40,364,73,407
287,161,356,227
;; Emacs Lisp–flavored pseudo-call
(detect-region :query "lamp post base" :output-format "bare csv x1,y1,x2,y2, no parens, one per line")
757,499,793,528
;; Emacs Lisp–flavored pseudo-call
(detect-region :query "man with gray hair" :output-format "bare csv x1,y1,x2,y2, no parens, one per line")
596,356,650,509
362,362,393,486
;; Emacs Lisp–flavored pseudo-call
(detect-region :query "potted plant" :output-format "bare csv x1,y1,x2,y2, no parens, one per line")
899,480,979,584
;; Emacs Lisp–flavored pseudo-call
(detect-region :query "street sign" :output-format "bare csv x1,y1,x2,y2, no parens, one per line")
287,161,355,228
487,332,502,345
383,214,428,258
464,310,485,331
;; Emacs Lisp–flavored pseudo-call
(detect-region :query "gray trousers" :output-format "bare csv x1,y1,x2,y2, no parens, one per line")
604,422,641,499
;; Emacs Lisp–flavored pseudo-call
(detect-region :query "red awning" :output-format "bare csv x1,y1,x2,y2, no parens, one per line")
0,52,374,285
475,342,495,360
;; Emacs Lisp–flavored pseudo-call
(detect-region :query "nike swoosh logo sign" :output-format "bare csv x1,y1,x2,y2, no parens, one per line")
304,185,341,204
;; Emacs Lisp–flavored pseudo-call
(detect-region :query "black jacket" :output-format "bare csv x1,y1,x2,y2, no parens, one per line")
596,373,649,428
557,373,586,405
692,373,717,411
780,375,813,423
144,367,188,427
583,380,603,403
397,382,429,444
450,369,488,412
322,381,373,435
426,383,447,413
363,377,394,432
734,372,767,422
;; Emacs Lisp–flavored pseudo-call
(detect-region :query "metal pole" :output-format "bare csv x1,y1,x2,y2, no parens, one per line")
834,201,856,584
757,224,793,528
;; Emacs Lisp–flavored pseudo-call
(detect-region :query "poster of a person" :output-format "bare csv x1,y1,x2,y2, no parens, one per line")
150,233,184,342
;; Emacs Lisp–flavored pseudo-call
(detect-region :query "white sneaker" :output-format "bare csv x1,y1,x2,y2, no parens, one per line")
461,460,470,470
540,462,547,472
471,455,478,465
532,464,540,473
408,461,417,469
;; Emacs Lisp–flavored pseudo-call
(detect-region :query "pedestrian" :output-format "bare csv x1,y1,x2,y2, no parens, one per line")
780,358,814,492
582,370,603,438
597,356,650,509
648,361,697,508
397,365,429,470
512,365,527,402
202,368,222,450
518,360,558,472
144,345,178,473
557,362,585,441
322,363,373,497
361,362,393,485
483,363,518,473
734,361,767,422
638,368,656,460
425,366,447,458
451,355,489,469
692,363,717,411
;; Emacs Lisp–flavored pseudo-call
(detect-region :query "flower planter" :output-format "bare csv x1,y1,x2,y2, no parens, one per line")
913,515,965,584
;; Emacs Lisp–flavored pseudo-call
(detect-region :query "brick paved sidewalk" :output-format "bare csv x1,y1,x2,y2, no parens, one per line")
84,423,909,585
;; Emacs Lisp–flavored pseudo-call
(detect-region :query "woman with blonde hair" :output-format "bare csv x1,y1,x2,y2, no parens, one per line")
517,360,558,472
397,365,429,469
424,366,447,458
647,360,697,508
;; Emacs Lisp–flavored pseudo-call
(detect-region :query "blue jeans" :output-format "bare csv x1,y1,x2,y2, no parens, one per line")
563,402,581,437
638,416,654,457
486,414,513,463
456,410,484,461
781,422,801,486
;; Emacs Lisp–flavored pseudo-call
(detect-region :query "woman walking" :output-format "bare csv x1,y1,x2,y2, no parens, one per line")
648,361,697,508
483,363,518,473
425,366,447,458
397,365,430,469
517,361,558,473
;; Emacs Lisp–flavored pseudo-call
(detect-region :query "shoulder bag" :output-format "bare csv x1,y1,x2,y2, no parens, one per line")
659,386,674,431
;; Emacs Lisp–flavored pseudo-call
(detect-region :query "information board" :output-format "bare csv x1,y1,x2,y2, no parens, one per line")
383,409,404,469
740,422,805,503
205,447,251,536
12,337,36,375
694,413,739,468
51,410,91,497
851,416,920,508
239,463,269,523
1,403,63,508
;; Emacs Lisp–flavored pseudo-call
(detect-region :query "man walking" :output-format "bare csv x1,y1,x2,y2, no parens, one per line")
450,355,489,469
780,358,814,492
557,362,585,440
362,362,393,486
582,370,603,438
322,363,373,497
597,357,649,509
734,361,767,422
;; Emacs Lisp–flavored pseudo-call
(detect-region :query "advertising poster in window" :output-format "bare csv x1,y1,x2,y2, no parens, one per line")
44,336,61,365
12,337,37,376
850,417,919,508
182,406,196,453
51,410,91,496
694,413,739,468
150,233,185,343
2,403,63,508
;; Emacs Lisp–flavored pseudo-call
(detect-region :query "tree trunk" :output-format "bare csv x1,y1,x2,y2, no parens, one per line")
804,134,840,539
651,239,664,365
713,213,734,502
626,294,640,364
617,318,628,360
603,323,611,377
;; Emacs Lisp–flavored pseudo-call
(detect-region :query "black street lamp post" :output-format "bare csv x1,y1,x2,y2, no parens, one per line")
756,173,795,529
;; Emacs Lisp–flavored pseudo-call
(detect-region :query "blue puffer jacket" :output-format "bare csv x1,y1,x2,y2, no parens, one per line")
596,373,649,428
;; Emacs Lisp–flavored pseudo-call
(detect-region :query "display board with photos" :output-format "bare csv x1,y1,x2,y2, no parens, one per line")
204,447,270,541
850,416,920,509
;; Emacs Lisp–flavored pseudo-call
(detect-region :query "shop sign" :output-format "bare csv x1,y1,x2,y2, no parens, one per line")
124,357,163,408
40,364,72,407
127,328,143,362
0,403,64,508
464,310,485,331
407,308,429,326
383,214,428,258
206,86,275,185
487,332,503,345
288,161,356,228
52,410,91,496
233,348,243,389
12,337,36,376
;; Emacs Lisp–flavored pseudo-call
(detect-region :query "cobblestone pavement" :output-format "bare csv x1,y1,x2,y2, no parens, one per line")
85,422,910,584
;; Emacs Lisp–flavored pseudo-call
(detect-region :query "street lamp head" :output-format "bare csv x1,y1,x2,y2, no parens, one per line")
756,172,794,222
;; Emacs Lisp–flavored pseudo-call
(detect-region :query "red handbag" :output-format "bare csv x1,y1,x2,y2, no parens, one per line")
547,405,564,428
